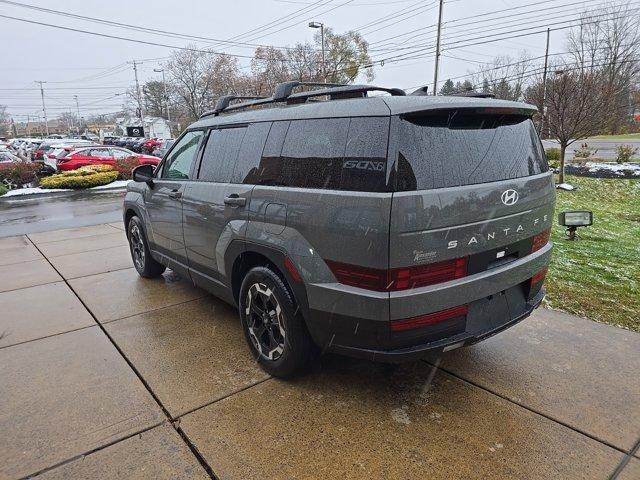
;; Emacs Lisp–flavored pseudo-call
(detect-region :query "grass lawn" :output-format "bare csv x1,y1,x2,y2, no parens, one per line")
545,175,640,331
590,133,640,140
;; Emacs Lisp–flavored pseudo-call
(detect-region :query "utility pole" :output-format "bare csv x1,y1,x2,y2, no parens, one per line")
539,28,550,137
131,60,145,128
432,0,444,96
73,95,81,134
35,80,49,136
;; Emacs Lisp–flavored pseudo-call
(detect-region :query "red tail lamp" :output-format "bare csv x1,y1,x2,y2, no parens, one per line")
391,304,469,332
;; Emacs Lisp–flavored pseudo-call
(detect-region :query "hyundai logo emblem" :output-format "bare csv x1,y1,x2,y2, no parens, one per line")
501,189,519,206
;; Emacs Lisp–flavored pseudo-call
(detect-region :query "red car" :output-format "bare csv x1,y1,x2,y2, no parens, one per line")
56,146,160,171
142,138,161,153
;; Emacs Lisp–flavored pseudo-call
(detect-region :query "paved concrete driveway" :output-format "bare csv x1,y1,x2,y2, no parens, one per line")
0,223,638,479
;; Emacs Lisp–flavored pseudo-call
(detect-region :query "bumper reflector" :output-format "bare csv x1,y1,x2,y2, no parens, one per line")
390,304,469,332
531,267,548,286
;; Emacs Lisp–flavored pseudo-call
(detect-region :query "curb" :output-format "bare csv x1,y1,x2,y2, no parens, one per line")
0,185,127,201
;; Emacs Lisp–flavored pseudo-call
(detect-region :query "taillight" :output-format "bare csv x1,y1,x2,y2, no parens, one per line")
325,257,467,292
391,304,469,332
531,229,551,253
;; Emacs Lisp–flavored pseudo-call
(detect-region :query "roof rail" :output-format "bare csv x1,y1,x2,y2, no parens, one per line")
200,80,407,118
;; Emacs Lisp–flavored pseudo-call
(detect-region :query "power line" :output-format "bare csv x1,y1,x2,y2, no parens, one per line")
0,0,310,52
368,0,609,47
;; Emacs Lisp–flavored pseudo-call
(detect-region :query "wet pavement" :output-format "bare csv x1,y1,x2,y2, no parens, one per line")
0,191,124,238
0,223,638,479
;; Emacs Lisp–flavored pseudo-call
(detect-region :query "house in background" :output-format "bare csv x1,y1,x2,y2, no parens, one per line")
114,116,171,138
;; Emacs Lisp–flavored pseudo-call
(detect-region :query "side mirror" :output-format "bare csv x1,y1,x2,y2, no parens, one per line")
132,163,155,185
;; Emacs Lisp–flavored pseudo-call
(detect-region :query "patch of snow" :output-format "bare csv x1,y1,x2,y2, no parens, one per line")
556,183,575,191
92,180,131,190
3,186,67,197
585,162,640,176
2,180,130,198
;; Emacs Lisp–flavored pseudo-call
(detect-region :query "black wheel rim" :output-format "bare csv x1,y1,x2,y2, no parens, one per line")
245,282,286,361
129,224,145,271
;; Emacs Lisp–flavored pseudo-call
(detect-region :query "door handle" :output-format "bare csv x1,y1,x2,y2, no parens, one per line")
168,189,182,199
224,194,246,207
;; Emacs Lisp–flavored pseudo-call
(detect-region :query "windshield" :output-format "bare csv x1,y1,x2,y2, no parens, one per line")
392,112,548,191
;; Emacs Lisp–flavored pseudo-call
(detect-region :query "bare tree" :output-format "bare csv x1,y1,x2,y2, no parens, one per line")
321,28,374,84
567,1,640,132
142,80,169,118
525,66,611,183
167,47,241,121
469,52,532,100
0,105,9,137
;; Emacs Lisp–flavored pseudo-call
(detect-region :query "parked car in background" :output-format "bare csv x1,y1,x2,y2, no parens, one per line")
32,138,95,161
151,138,174,158
56,146,160,171
102,136,118,145
41,140,99,170
142,138,161,154
0,151,23,163
124,137,142,150
131,138,148,153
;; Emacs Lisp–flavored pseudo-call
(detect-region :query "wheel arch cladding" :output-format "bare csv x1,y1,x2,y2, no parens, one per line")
228,244,310,318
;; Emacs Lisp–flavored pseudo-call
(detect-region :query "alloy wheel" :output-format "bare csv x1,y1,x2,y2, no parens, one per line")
129,224,146,271
245,282,286,361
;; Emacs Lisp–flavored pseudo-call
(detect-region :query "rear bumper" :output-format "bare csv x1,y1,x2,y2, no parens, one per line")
303,244,552,362
326,287,544,363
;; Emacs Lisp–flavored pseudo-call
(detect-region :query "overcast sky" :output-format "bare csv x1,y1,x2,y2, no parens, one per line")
1,0,587,120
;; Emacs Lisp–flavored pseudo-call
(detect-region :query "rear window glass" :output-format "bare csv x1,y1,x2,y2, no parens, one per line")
391,112,547,191
246,117,390,192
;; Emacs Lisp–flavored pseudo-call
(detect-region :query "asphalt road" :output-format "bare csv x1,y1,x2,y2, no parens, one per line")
0,191,124,237
542,138,640,161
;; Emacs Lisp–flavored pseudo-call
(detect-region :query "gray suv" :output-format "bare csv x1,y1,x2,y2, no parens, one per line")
124,81,555,377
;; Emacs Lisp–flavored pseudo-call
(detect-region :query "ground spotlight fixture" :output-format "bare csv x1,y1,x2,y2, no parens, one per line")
558,211,593,240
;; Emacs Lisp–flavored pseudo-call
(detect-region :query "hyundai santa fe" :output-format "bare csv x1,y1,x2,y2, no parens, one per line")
123,81,555,377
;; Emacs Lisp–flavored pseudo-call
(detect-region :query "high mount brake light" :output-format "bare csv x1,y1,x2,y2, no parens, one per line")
325,257,467,292
391,304,469,332
531,229,551,253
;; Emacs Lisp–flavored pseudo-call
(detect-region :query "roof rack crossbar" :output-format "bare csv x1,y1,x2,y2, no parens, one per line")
201,95,267,118
199,80,408,118
272,81,345,101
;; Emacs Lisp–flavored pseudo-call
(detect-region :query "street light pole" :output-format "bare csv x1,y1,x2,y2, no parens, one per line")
35,80,49,136
153,68,171,124
309,21,326,82
73,95,81,134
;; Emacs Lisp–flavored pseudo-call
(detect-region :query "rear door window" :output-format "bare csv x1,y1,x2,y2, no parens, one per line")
230,122,271,183
391,112,547,191
198,126,247,182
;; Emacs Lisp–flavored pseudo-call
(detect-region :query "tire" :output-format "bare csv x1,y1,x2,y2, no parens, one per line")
239,266,316,378
127,216,166,278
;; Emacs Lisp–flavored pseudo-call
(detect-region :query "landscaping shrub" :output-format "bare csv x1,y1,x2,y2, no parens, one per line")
40,165,118,189
573,142,598,159
0,184,8,196
545,147,560,167
114,156,140,180
615,144,639,164
0,161,39,188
